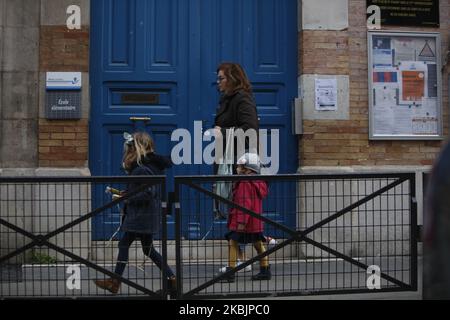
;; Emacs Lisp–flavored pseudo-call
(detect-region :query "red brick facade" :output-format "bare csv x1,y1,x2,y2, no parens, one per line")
299,0,449,167
38,119,88,167
39,26,89,167
36,3,450,168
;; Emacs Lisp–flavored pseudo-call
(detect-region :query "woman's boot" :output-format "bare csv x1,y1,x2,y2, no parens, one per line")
251,265,272,280
94,278,121,294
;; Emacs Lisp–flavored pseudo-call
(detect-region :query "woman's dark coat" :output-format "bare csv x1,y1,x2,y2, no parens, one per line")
121,153,172,235
214,90,259,132
214,90,259,168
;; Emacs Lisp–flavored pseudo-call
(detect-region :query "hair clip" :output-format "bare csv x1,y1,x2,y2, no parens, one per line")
123,132,134,145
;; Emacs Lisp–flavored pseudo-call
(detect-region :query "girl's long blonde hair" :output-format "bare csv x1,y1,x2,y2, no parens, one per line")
122,132,155,171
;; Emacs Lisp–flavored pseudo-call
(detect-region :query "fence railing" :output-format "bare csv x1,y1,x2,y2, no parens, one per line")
0,176,168,299
0,173,418,299
173,173,418,299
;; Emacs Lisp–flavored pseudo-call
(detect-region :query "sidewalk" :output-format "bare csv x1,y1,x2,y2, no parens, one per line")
1,256,421,299
250,257,422,300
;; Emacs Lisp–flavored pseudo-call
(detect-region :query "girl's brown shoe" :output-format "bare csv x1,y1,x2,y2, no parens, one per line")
94,278,121,294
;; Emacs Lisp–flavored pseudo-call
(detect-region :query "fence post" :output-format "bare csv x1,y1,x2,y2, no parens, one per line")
161,177,168,300
410,173,418,291
174,178,182,299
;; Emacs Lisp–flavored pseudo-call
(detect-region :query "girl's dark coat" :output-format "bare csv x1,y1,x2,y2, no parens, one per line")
121,153,172,234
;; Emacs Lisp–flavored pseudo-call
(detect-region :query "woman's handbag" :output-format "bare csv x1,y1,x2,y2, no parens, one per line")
214,127,234,201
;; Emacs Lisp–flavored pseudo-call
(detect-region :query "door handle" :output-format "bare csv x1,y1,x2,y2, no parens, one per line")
129,117,151,122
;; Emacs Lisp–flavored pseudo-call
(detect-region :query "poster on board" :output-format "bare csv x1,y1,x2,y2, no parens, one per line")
368,31,442,140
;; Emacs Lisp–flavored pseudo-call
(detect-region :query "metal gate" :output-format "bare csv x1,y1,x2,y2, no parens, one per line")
0,176,169,299
173,173,418,299
0,173,418,299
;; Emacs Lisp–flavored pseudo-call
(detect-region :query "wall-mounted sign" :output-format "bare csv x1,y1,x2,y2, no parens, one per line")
315,78,338,111
45,91,81,119
366,0,439,27
368,31,442,140
46,72,82,90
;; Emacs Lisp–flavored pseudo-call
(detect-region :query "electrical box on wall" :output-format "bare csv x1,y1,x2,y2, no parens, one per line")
292,98,303,135
45,72,82,120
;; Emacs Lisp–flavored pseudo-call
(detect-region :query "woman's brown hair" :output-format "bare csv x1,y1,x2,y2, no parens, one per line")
122,131,155,171
217,62,252,95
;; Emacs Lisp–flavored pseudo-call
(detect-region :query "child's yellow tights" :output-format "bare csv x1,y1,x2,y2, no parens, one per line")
228,239,268,268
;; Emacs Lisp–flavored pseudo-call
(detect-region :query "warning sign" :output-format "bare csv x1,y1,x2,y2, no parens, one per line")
418,40,435,62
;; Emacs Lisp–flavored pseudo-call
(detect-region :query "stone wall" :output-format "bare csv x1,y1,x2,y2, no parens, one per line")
0,0,90,169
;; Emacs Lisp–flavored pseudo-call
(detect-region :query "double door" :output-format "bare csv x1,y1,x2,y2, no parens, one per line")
90,0,298,240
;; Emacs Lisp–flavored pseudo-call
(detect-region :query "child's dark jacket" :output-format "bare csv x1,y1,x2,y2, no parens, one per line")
121,153,171,234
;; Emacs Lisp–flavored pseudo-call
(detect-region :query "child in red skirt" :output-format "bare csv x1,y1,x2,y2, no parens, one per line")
219,153,271,282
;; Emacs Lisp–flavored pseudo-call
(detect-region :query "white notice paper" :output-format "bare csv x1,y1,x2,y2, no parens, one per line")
315,78,337,111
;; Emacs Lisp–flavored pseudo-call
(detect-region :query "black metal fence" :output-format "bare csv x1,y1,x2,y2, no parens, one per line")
174,173,418,299
0,173,418,299
0,176,168,299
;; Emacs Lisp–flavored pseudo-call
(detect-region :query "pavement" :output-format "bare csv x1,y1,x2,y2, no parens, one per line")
0,256,422,300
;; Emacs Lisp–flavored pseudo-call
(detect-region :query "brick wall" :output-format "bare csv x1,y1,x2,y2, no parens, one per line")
39,26,89,167
299,0,450,167
38,119,88,167
40,26,89,72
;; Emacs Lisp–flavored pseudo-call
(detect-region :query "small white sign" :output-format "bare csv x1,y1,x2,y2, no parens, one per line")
315,78,338,111
46,72,82,90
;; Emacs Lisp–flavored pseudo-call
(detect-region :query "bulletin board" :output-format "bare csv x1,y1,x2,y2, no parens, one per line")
368,31,442,140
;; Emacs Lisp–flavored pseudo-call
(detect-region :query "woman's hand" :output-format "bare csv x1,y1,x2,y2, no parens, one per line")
214,126,222,138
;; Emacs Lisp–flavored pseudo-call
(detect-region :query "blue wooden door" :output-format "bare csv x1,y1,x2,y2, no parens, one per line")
196,0,298,239
90,0,298,240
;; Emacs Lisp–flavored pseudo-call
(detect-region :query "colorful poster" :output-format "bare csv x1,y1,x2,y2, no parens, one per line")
398,61,427,105
373,71,398,83
401,70,425,102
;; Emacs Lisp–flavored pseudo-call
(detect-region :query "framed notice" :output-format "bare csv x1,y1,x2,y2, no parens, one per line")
368,31,442,140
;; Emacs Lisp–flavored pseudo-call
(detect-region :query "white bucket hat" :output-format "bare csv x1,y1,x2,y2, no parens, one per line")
237,153,261,174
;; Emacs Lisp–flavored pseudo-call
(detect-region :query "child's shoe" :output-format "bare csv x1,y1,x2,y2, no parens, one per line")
265,236,278,245
218,260,252,273
217,267,235,283
94,278,121,294
251,265,272,281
